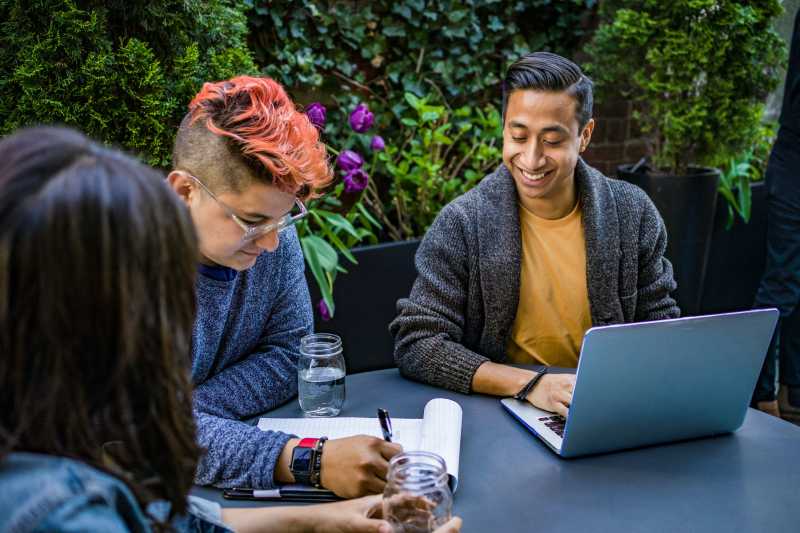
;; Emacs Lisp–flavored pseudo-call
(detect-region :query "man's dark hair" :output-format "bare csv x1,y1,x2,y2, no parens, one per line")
502,51,594,130
0,126,202,523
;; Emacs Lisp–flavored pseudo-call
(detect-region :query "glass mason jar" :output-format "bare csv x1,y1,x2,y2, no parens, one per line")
298,333,346,417
382,451,453,532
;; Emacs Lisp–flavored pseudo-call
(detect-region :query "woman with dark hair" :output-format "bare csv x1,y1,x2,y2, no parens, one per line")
0,126,461,533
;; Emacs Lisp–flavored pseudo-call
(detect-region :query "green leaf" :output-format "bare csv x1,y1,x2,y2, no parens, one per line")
725,204,735,231
300,235,334,314
327,228,358,264
737,178,751,223
718,187,737,209
315,210,363,240
356,202,382,228
404,92,422,109
302,235,338,272
383,26,406,37
355,227,374,239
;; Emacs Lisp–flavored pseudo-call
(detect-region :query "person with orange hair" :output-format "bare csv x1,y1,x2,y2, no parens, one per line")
167,77,403,497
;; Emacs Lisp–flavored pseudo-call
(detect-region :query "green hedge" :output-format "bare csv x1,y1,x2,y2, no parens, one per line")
249,0,596,106
249,0,596,241
0,0,257,168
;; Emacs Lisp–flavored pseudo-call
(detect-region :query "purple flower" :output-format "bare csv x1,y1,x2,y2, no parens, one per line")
317,299,331,321
343,168,369,194
305,102,326,129
349,102,374,133
336,149,364,172
370,135,385,151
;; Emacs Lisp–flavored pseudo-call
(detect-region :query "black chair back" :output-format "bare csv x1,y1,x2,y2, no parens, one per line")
306,240,420,374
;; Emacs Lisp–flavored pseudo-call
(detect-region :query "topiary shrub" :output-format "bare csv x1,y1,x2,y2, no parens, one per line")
586,0,786,174
0,0,257,167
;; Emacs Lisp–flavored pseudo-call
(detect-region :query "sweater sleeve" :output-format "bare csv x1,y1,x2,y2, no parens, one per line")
390,203,489,394
192,229,312,488
635,196,681,321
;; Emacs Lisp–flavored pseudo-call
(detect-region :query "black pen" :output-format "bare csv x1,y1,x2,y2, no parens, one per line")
377,408,393,442
223,486,340,502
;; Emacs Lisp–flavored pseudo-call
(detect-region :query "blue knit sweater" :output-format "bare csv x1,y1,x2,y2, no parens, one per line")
191,226,312,488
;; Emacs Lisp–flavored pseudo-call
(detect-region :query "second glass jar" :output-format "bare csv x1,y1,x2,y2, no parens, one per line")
382,451,453,532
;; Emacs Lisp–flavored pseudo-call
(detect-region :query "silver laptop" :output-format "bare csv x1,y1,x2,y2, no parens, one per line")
501,309,779,458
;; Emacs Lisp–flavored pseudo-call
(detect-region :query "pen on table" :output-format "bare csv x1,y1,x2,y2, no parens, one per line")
223,487,339,502
377,408,393,442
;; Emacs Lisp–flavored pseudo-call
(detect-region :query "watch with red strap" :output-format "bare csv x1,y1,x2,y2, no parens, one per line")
290,437,324,486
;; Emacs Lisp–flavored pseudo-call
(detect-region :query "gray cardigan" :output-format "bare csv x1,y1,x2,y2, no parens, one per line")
389,160,680,394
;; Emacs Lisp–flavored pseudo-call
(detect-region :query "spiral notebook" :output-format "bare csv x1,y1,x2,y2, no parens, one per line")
258,398,463,491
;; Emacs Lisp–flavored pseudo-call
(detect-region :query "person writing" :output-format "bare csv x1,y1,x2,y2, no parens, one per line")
0,126,460,533
167,76,400,495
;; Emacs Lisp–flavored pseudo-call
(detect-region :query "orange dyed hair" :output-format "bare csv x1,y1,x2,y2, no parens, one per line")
187,76,331,198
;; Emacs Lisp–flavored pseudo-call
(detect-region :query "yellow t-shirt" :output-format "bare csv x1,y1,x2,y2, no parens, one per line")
506,200,592,368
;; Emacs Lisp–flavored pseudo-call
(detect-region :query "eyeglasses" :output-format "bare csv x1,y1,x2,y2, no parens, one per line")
186,173,308,242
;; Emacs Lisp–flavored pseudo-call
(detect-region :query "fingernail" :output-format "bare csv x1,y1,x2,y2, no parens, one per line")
378,523,392,533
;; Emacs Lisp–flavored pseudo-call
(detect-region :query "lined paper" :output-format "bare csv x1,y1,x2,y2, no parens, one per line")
258,417,423,449
258,398,463,490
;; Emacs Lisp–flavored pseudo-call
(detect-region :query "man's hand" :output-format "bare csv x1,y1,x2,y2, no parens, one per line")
321,435,403,498
526,373,576,417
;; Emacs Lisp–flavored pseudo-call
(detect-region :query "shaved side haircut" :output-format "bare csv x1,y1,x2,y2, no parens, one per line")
173,76,331,199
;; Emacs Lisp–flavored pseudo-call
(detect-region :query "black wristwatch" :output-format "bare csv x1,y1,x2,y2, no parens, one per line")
514,367,549,401
290,438,319,485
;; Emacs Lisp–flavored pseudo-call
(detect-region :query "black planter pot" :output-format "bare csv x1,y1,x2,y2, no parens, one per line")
306,239,421,374
700,182,768,314
617,165,721,316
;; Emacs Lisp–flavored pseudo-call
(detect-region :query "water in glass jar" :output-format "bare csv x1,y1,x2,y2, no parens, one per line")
298,366,345,416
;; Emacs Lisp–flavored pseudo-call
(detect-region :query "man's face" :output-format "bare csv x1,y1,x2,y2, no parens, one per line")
502,89,594,218
168,171,296,270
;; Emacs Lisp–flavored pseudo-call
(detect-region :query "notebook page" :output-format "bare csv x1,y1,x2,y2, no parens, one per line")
257,417,424,450
418,398,463,491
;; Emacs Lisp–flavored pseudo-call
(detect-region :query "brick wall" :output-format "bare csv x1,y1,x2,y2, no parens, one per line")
582,97,651,178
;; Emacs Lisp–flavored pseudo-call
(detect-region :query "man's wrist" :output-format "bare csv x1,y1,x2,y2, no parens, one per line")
514,367,549,401
513,369,537,395
472,361,536,397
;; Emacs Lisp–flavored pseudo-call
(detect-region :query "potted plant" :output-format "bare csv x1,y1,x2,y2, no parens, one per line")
700,123,776,314
586,0,785,315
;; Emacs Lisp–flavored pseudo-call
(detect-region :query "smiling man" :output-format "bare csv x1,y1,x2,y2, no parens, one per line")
390,52,680,417
169,76,401,496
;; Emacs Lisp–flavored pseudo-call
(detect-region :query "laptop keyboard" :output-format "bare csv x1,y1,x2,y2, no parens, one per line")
539,415,566,437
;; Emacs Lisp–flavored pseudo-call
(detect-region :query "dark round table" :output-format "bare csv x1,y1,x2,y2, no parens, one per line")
193,368,800,532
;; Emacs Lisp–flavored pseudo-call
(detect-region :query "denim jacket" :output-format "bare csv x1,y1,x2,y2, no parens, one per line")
0,452,232,533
